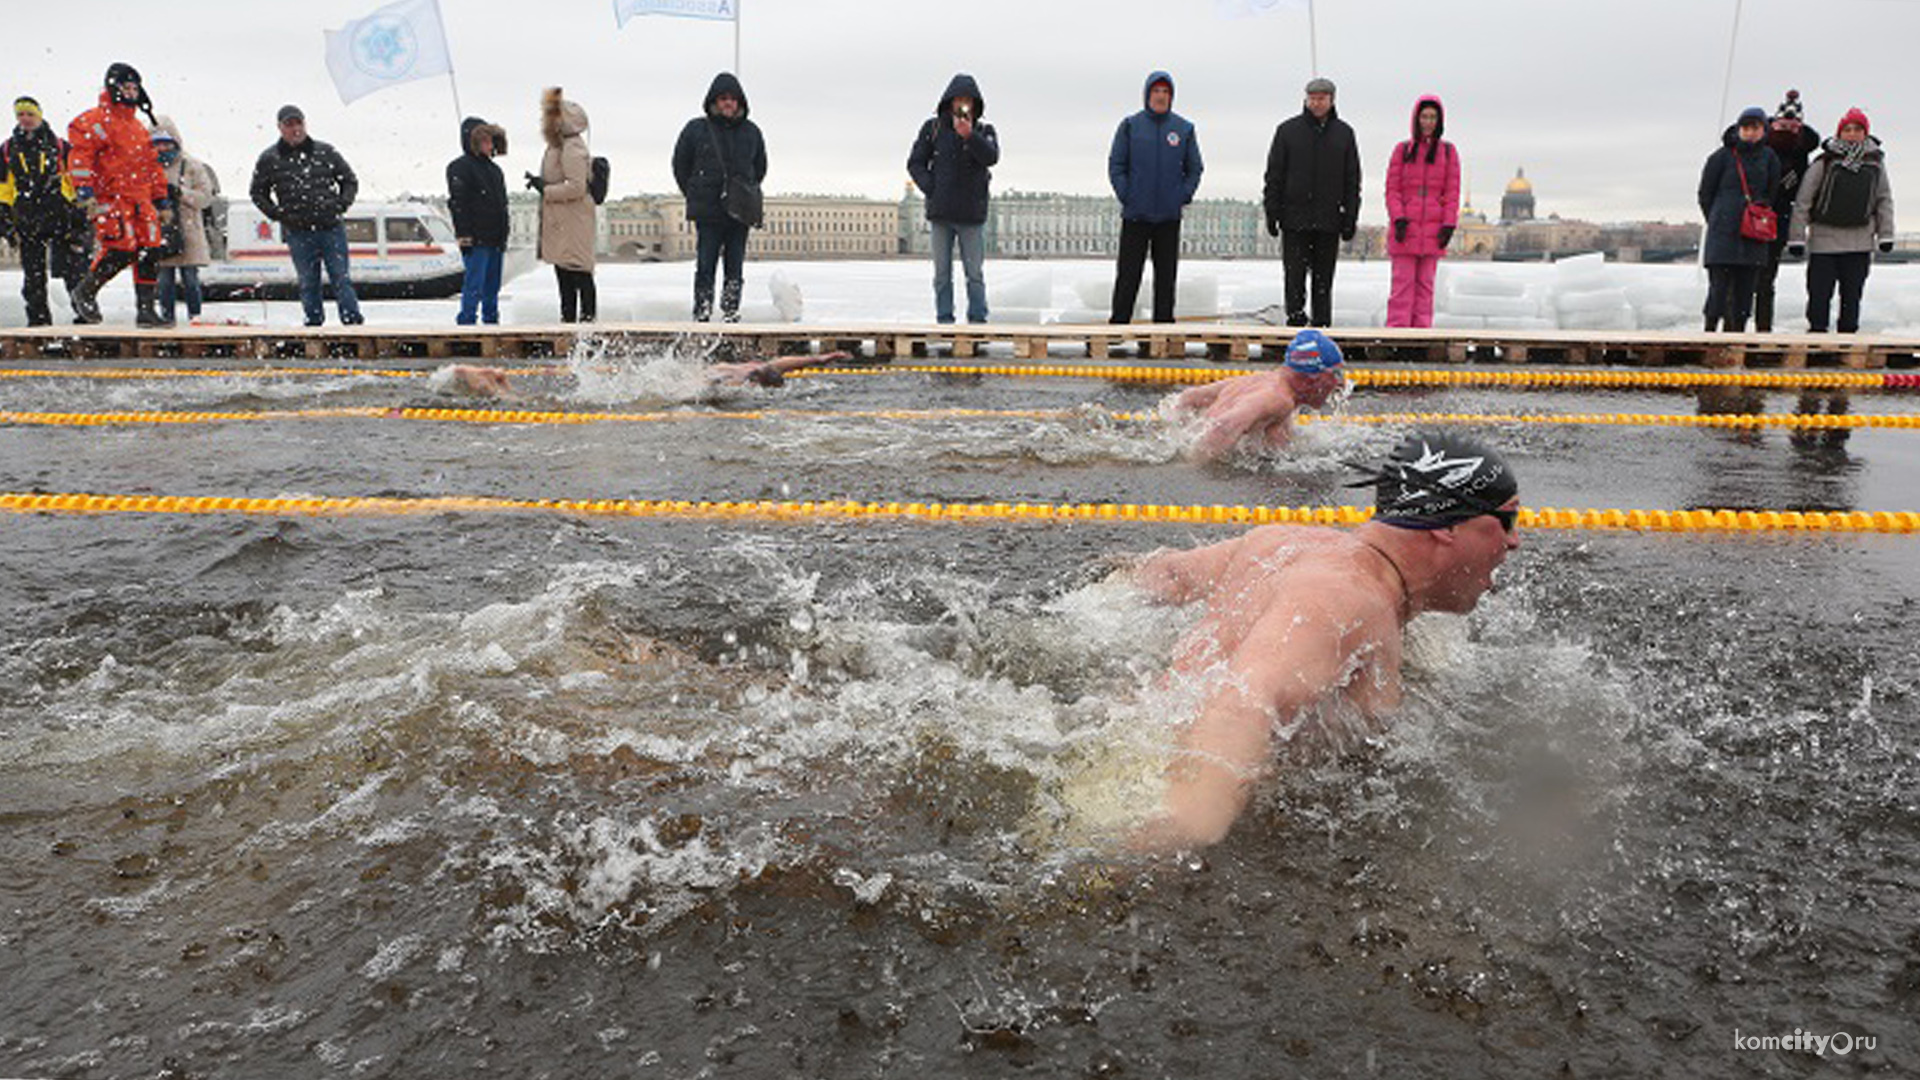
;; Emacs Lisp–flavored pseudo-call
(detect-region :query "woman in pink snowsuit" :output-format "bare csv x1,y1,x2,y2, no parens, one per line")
1384,95,1460,328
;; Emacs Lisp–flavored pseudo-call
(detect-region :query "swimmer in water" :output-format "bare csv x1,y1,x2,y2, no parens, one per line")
1170,328,1348,462
1126,430,1521,850
441,350,855,398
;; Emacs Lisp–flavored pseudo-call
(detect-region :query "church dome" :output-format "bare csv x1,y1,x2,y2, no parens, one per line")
1505,169,1533,195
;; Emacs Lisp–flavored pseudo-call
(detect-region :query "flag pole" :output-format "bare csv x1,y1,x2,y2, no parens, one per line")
434,0,464,122
1700,0,1743,270
1309,0,1319,77
734,0,742,76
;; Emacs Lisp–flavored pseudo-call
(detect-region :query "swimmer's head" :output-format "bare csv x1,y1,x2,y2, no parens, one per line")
1283,329,1344,375
1361,431,1519,530
1284,329,1347,407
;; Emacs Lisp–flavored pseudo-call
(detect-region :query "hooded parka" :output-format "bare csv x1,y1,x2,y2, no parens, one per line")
1383,95,1460,259
1699,126,1782,267
447,116,510,249
672,73,768,226
538,89,596,273
152,117,215,268
1108,71,1203,224
907,74,1000,226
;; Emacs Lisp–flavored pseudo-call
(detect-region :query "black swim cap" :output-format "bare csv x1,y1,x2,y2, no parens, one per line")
1354,431,1519,529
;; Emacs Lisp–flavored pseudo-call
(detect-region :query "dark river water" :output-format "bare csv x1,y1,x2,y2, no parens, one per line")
2,347,1917,1078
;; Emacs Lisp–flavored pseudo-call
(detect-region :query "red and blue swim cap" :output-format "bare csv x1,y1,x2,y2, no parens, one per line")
1284,329,1344,374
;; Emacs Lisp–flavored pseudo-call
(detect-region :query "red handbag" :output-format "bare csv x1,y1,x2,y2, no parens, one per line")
1733,151,1778,242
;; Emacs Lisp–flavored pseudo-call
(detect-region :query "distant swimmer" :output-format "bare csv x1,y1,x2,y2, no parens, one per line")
1170,328,1347,462
1125,430,1521,850
439,351,854,398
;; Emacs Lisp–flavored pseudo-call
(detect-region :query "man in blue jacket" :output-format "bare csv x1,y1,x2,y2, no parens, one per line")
908,74,999,325
1108,71,1202,324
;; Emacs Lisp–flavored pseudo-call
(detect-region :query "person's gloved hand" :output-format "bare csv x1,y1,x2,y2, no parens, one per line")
1787,241,1806,258
75,185,93,204
1878,239,1895,254
524,172,545,193
1265,217,1280,238
1437,225,1456,249
1392,218,1409,243
1341,222,1357,243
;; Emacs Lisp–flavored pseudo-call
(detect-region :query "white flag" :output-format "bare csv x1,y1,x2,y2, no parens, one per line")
324,0,455,106
615,0,739,27
1216,0,1310,18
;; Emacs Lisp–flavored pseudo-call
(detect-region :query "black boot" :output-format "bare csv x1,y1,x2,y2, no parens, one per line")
135,283,172,328
720,279,743,324
693,283,714,322
1703,315,1720,333
70,251,130,325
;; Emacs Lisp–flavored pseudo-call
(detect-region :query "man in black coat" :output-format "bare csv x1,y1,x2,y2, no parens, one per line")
446,117,509,326
1756,90,1821,331
672,72,767,322
907,74,999,325
1263,77,1362,328
250,105,362,326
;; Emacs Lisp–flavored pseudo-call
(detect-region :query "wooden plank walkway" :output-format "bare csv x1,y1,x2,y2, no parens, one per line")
2,322,1917,369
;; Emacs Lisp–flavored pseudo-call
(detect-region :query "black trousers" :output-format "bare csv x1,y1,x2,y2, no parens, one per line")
556,267,597,323
17,230,80,326
1110,218,1180,324
1282,229,1341,327
1704,265,1760,331
1755,237,1788,332
1805,251,1872,333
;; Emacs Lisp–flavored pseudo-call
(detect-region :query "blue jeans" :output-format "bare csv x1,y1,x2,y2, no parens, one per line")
156,265,202,323
930,220,987,323
693,218,749,320
286,225,363,325
457,245,504,325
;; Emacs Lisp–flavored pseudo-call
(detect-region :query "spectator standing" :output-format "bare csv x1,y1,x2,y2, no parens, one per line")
1698,106,1781,333
1264,77,1361,328
1790,108,1896,334
1382,95,1459,328
150,117,215,326
1108,70,1203,325
531,87,596,323
673,73,766,323
1756,90,1820,331
0,96,85,326
446,116,509,326
249,104,363,326
907,73,999,325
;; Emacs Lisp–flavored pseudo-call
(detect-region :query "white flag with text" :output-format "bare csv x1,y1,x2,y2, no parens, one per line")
615,0,740,27
324,0,454,105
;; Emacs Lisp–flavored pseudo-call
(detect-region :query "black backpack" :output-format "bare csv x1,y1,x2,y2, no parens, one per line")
589,156,610,205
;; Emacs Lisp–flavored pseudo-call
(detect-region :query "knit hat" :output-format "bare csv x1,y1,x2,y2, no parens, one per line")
1305,77,1337,97
1838,107,1870,136
13,97,41,119
1737,106,1768,127
1774,89,1803,122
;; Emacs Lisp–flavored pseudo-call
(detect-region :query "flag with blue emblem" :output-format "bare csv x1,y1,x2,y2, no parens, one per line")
615,0,740,26
324,0,455,106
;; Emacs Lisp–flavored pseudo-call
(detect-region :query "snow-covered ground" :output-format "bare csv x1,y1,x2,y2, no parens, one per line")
8,255,1920,334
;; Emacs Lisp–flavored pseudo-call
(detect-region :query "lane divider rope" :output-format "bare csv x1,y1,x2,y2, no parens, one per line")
2,491,1915,533
4,407,1916,431
1,364,1911,390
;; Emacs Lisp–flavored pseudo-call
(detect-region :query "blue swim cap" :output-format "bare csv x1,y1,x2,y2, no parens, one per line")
1284,329,1344,374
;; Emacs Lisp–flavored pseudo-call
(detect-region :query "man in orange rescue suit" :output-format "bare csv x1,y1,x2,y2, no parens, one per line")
67,62,172,326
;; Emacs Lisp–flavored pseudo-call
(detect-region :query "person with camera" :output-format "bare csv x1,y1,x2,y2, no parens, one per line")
672,73,766,323
1789,108,1896,335
529,87,597,323
908,74,999,325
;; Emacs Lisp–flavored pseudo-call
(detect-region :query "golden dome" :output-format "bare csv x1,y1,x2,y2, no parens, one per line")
1505,169,1533,195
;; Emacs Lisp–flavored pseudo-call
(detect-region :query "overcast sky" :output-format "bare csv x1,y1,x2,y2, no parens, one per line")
12,0,1920,224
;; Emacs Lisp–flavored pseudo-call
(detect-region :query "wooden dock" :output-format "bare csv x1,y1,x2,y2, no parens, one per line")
1,322,1917,369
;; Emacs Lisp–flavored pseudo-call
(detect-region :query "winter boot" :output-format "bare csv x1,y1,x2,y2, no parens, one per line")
134,283,172,328
692,283,714,322
70,251,130,325
720,279,743,324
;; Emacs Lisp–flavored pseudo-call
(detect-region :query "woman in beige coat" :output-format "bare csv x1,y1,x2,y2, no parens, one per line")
532,87,596,323
151,116,217,325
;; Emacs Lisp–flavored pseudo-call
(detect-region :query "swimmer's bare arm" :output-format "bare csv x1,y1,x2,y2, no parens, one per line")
1187,378,1294,462
1136,602,1349,850
708,350,853,385
1128,536,1244,605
